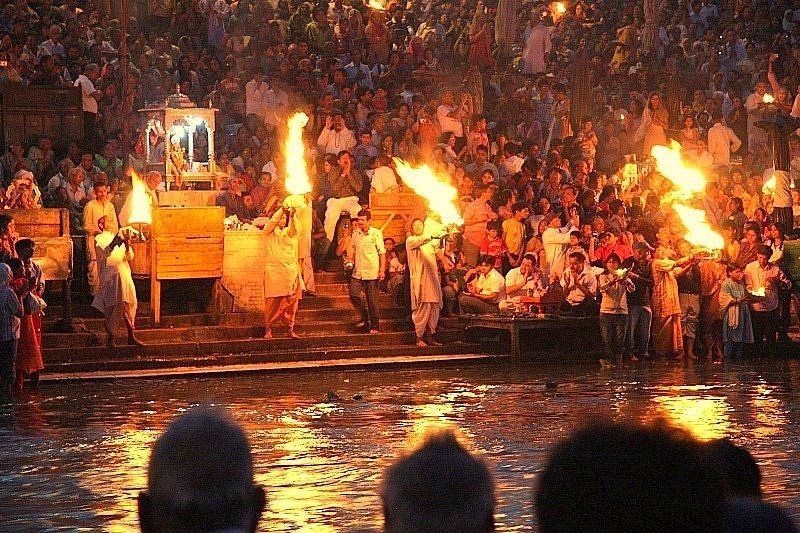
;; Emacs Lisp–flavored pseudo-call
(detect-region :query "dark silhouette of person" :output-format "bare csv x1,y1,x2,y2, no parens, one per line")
535,420,725,532
138,407,266,533
380,431,495,533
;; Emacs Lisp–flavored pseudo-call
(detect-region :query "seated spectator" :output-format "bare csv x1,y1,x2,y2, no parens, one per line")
536,420,725,532
380,431,495,533
500,253,545,313
458,254,506,314
138,406,266,533
479,220,507,271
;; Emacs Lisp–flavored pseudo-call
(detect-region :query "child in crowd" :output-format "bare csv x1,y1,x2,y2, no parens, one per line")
480,221,507,272
381,237,406,294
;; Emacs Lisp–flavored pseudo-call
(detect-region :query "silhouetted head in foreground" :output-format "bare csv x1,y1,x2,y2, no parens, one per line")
381,431,495,533
138,407,266,533
707,437,762,498
535,420,725,533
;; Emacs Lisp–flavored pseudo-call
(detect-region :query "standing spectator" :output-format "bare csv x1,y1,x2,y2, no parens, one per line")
597,253,635,364
349,209,385,333
7,257,43,390
74,63,102,153
720,263,754,361
83,178,118,295
406,218,445,347
639,92,669,157
437,90,468,151
744,245,791,354
461,183,497,267
0,263,21,396
622,242,653,362
522,9,551,75
244,72,269,132
707,110,741,168
542,211,579,281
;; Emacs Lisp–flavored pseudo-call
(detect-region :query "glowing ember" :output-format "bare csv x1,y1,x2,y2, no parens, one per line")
762,93,775,104
391,158,463,227
613,268,628,279
620,113,625,120
367,0,386,10
127,170,153,225
672,204,724,250
553,1,566,13
750,287,766,297
284,112,312,197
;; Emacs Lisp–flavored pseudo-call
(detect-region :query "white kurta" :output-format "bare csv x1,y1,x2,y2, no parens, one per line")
92,231,137,326
406,220,444,311
263,226,303,299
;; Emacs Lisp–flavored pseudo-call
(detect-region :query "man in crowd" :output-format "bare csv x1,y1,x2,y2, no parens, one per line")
458,254,506,314
381,431,495,533
83,177,118,295
349,209,385,333
744,245,792,353
323,150,363,242
559,251,598,316
138,407,266,533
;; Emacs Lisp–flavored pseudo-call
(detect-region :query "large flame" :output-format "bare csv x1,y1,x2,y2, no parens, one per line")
391,158,463,227
127,170,153,225
284,112,312,196
650,141,723,250
672,204,724,250
651,141,706,199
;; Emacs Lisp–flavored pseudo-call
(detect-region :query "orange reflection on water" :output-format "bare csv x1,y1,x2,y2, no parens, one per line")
649,392,731,440
749,383,788,439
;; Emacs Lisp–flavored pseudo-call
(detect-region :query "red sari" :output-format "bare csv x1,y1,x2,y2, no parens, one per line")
10,276,43,380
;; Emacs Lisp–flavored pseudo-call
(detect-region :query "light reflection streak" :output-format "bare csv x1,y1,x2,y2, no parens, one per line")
649,395,731,440
749,383,788,439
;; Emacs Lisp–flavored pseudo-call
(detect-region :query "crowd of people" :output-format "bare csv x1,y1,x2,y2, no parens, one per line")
1,0,800,363
137,406,798,532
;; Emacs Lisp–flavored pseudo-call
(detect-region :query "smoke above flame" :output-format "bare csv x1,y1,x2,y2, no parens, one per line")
391,158,463,227
649,141,723,251
284,112,312,196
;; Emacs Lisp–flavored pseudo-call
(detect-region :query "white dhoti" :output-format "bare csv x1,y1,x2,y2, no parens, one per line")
324,196,362,241
412,301,441,338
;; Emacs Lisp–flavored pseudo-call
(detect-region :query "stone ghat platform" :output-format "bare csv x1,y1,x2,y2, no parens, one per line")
40,272,800,381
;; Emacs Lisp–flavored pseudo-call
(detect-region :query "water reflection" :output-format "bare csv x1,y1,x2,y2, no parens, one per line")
1,360,799,531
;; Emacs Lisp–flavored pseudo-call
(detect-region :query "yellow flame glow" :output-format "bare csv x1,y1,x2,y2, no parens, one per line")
650,141,706,199
391,158,463,226
127,170,153,225
650,141,723,250
553,1,566,14
763,174,776,195
284,112,312,196
367,0,386,10
763,93,775,104
672,204,724,250
750,287,766,297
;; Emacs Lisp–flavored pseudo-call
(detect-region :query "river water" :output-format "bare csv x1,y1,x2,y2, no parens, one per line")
2,359,800,532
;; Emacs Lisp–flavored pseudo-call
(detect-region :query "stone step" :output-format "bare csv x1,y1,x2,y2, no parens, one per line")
43,340,480,375
42,317,426,349
43,329,465,363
